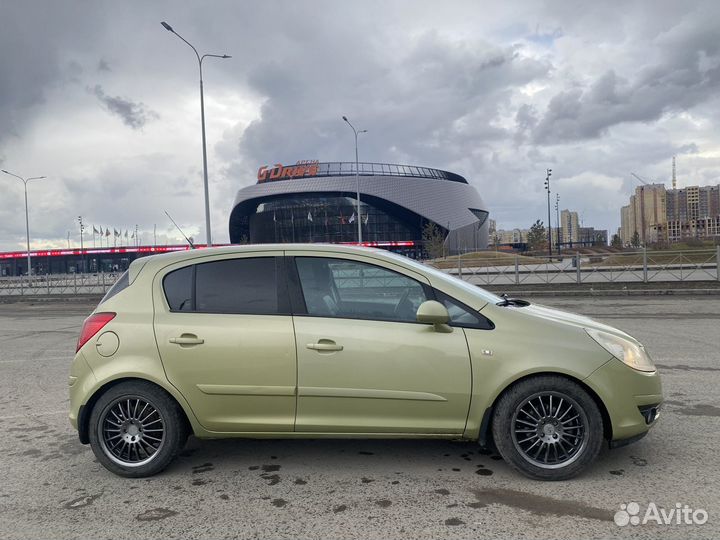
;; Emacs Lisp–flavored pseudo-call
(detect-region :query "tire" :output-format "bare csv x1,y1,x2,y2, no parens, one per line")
491,375,604,481
88,381,187,478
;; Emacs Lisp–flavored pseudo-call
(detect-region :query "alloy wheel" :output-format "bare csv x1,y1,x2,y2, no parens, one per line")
510,391,588,469
98,396,166,467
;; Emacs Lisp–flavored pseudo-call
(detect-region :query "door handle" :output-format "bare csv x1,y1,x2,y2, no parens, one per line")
306,340,343,352
169,335,204,346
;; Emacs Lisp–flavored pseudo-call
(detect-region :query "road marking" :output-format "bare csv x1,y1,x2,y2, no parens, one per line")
0,355,73,364
0,410,66,420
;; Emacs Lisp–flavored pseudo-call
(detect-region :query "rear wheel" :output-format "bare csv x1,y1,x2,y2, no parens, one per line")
491,375,604,480
88,381,187,478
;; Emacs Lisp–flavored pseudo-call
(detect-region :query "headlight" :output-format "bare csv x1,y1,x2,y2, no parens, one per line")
585,328,655,372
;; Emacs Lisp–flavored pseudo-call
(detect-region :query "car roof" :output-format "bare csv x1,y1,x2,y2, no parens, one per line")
132,243,389,272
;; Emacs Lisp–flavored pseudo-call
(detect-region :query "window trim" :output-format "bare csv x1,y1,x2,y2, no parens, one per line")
288,255,434,324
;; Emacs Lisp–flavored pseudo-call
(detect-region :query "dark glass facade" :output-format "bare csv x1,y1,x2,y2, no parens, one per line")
253,196,419,243
231,193,433,257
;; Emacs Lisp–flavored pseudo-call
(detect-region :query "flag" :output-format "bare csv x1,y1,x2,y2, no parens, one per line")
131,230,135,239
364,213,369,226
349,212,356,224
105,228,110,237
114,228,119,237
273,212,277,222
307,211,313,222
93,226,99,235
125,230,128,239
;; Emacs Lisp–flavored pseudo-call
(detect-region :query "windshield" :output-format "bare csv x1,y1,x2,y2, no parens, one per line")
383,252,503,305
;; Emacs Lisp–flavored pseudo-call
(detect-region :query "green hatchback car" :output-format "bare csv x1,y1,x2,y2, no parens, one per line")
69,244,662,480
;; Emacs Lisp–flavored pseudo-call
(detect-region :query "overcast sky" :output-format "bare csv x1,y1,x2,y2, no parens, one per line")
1,0,719,250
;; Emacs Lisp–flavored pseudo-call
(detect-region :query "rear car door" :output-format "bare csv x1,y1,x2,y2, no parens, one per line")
288,253,472,434
153,252,297,432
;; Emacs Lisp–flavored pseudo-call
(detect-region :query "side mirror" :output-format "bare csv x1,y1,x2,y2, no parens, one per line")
416,300,452,333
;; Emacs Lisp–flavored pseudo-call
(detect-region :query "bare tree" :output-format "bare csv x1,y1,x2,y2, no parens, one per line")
422,222,446,259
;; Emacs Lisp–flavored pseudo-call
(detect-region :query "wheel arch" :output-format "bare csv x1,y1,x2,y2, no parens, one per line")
77,377,195,444
478,371,613,449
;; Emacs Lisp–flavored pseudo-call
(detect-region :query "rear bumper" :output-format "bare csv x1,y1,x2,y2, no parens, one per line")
68,351,96,439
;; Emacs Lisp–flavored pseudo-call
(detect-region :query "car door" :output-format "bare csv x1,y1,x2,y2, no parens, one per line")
154,253,297,433
288,253,472,434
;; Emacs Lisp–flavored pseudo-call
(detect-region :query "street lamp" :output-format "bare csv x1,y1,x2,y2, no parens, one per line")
555,193,561,257
544,169,552,260
2,170,46,276
161,21,231,247
342,116,367,243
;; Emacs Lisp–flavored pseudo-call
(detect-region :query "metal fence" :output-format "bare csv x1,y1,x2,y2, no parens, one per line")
0,272,122,297
1,248,719,297
430,247,720,286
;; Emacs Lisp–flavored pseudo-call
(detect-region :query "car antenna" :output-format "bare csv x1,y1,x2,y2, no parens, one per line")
164,210,196,249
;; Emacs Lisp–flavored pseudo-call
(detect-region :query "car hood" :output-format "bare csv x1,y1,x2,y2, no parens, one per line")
503,303,639,344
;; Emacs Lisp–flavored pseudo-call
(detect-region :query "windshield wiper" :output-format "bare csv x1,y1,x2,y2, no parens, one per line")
496,293,531,307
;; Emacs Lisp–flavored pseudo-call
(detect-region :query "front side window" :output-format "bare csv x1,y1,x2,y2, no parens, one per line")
162,257,283,315
295,257,428,322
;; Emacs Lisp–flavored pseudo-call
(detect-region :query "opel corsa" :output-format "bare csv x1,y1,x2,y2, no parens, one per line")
69,245,662,480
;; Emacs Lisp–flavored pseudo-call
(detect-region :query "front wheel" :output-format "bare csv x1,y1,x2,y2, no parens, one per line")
491,375,604,480
88,381,187,478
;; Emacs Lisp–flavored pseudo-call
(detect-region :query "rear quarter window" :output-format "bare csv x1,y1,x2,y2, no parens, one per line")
163,266,193,311
100,270,129,303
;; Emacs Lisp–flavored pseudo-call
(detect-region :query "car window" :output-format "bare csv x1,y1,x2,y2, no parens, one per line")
100,270,129,304
382,251,503,305
295,257,428,322
435,290,494,330
163,266,193,311
195,258,280,314
163,257,283,314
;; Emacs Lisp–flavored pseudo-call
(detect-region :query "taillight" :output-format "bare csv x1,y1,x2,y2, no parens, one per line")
76,312,116,352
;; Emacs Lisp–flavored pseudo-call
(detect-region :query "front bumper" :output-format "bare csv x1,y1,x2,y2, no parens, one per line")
584,358,663,443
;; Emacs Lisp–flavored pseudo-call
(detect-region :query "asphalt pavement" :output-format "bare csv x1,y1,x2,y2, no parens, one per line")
0,296,718,539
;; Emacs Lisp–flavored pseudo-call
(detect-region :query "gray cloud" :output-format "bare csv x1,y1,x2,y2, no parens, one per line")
1,0,720,251
90,85,158,130
529,10,720,144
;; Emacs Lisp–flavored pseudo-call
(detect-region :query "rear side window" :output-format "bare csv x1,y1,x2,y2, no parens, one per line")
196,258,279,314
162,257,285,315
100,270,129,303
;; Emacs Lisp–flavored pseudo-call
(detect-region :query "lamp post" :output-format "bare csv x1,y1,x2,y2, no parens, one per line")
2,170,46,276
161,21,231,248
342,116,367,244
555,193,561,257
544,169,552,259
78,216,85,273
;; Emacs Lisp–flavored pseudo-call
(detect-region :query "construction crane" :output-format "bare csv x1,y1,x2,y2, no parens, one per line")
631,172,650,185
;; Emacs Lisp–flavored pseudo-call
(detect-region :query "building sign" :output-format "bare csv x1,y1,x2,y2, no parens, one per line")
258,160,319,183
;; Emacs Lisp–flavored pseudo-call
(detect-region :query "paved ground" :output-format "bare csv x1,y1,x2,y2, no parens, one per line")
0,297,718,539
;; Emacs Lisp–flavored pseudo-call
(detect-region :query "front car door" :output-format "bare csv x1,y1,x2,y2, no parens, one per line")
153,252,297,433
288,252,472,434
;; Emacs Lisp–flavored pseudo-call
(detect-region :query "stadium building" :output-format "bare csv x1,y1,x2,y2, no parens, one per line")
0,161,489,276
229,161,490,257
